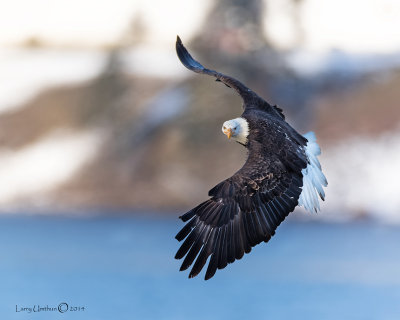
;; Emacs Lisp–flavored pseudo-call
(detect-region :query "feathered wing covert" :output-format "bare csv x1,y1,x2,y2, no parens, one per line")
176,140,306,279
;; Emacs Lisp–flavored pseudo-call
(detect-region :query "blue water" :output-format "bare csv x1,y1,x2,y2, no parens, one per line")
0,214,399,320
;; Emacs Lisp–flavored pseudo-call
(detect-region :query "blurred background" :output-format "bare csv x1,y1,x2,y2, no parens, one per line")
1,0,400,319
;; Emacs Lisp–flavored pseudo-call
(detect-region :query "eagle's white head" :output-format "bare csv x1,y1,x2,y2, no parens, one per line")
222,117,249,145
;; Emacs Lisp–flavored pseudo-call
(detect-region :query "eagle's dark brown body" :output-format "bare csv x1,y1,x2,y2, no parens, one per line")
174,36,327,280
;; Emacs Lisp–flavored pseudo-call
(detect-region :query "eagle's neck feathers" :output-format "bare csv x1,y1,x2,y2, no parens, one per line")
233,117,249,145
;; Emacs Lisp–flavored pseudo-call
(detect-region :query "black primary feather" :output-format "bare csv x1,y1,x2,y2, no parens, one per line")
176,36,206,73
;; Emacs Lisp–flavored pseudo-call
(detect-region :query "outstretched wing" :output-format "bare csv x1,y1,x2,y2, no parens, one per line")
176,36,285,118
176,36,260,105
175,144,306,280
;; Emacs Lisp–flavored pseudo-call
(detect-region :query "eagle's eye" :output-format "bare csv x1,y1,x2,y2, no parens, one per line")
223,126,226,130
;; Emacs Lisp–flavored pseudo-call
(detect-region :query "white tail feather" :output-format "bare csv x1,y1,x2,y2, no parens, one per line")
298,132,328,213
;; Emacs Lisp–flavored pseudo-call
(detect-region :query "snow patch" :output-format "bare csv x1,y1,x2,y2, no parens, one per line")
320,129,400,223
0,129,103,205
0,49,105,114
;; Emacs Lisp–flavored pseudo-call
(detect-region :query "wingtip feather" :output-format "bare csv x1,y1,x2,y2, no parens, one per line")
175,35,205,73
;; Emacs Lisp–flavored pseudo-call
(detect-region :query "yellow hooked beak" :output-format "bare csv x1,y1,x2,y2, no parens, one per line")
224,128,233,139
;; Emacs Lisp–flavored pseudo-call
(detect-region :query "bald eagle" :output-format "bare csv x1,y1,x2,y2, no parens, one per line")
175,36,327,280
